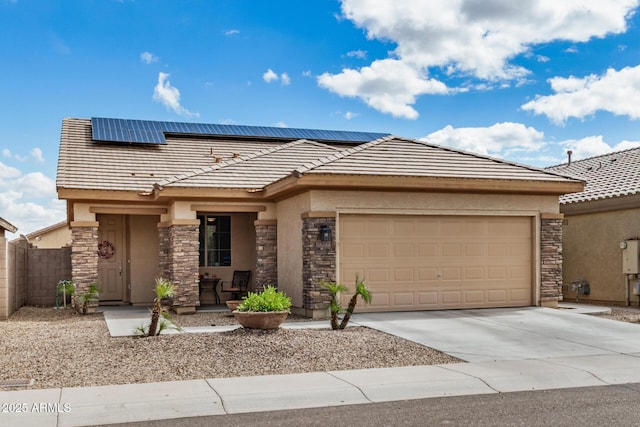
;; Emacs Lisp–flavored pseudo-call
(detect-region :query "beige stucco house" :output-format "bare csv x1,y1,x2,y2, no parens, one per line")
548,148,640,306
20,221,72,248
56,117,582,316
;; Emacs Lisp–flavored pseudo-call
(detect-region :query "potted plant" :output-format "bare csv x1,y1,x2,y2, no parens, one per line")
233,286,292,329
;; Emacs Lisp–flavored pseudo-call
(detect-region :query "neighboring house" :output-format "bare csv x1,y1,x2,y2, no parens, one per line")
21,221,71,248
56,117,582,316
0,217,18,319
548,148,640,305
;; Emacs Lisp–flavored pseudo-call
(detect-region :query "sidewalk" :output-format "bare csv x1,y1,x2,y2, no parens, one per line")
2,304,640,426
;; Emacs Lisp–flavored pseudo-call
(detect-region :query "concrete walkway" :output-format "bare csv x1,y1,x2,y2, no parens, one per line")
3,305,640,426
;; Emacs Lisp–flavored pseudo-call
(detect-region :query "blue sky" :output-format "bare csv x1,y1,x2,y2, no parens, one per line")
2,0,640,236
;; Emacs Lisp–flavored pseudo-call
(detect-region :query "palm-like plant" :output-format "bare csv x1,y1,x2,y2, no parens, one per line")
74,283,100,314
321,275,372,330
147,277,175,337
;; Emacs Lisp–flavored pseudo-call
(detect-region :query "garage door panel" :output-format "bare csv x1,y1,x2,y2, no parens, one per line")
465,290,484,303
442,291,462,304
339,215,533,313
418,292,439,305
394,293,414,306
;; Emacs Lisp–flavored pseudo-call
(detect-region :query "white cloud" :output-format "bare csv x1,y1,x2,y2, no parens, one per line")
346,49,367,59
263,69,291,85
275,121,288,128
423,122,547,157
30,148,44,163
224,29,240,36
140,51,159,64
263,69,278,83
521,65,640,124
344,111,358,120
561,136,640,160
0,161,21,179
2,149,10,158
0,167,65,237
152,72,199,118
319,0,639,118
318,58,448,119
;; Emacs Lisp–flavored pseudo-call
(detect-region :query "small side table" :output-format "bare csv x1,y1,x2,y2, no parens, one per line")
199,277,221,304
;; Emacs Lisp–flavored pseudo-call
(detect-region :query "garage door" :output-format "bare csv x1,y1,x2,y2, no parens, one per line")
339,215,532,312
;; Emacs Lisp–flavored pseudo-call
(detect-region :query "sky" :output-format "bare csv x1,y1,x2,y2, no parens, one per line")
2,0,640,237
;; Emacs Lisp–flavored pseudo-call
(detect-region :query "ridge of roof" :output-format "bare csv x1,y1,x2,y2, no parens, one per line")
155,139,341,189
547,145,640,169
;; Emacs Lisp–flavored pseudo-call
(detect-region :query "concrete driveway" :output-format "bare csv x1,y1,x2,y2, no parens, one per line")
353,306,640,362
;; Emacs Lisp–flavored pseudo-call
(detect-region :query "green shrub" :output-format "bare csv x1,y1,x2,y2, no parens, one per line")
237,286,292,312
56,280,75,297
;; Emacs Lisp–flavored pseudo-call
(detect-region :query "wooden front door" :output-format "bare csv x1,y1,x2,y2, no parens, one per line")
97,214,126,301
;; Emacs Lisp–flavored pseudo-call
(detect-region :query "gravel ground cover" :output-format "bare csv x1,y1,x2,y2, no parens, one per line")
0,307,458,390
3,304,639,391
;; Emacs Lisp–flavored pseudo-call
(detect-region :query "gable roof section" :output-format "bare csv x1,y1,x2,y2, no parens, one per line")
262,137,583,198
156,140,341,191
546,147,640,204
296,137,578,182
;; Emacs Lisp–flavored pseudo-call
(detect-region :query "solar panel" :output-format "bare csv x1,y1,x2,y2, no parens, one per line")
91,117,390,145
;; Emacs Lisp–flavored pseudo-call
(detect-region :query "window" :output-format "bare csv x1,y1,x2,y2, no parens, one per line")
198,215,231,267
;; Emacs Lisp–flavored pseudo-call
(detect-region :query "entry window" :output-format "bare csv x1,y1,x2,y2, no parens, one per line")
198,215,231,267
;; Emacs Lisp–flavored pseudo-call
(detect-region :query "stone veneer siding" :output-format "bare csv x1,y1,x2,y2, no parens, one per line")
168,224,199,308
71,226,99,295
157,226,170,279
302,217,335,311
255,222,277,291
540,218,563,306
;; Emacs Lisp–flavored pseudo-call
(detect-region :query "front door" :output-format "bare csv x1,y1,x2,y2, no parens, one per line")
97,214,126,301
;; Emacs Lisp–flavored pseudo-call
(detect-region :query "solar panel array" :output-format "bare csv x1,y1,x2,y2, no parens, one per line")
91,117,390,145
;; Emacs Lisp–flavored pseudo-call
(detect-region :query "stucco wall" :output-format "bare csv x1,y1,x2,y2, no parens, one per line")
30,226,72,248
563,208,640,304
129,215,160,304
309,190,560,214
276,193,310,307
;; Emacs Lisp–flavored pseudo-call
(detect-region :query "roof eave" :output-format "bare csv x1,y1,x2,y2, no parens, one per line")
263,174,585,200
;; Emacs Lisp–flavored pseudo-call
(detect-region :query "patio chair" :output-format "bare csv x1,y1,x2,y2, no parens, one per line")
219,270,251,300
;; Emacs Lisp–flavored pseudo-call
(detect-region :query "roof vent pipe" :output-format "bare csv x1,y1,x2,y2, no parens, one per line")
233,152,240,159
215,155,222,163
567,150,573,166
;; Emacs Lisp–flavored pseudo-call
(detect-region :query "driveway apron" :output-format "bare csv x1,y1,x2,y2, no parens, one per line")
353,307,640,362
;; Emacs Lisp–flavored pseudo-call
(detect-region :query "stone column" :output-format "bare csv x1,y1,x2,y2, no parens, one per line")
540,215,563,307
157,225,170,279
301,214,336,317
71,224,99,296
254,220,277,292
168,223,199,313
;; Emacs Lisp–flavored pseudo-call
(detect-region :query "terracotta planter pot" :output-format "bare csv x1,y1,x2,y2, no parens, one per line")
233,310,289,330
226,300,242,311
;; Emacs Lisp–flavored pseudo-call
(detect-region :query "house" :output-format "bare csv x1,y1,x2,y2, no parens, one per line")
18,221,71,248
547,148,640,305
0,216,18,319
56,117,583,316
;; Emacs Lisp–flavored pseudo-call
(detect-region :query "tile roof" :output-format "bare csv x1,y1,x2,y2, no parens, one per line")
57,118,581,196
157,140,340,190
296,137,576,182
57,118,292,192
546,147,640,204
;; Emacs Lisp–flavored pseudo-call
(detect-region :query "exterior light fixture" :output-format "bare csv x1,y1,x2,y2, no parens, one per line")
319,224,332,242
